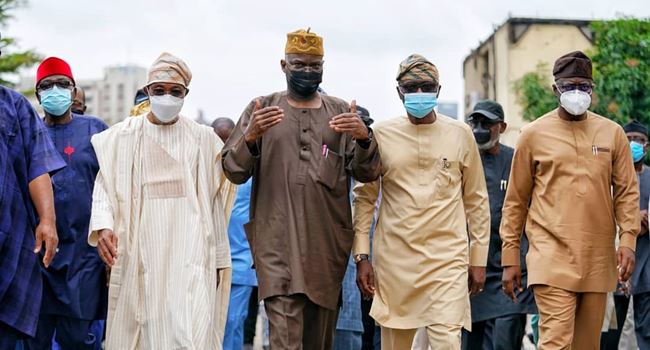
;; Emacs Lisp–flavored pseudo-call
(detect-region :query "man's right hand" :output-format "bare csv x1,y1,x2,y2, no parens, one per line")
97,229,118,267
244,99,284,146
356,259,375,300
502,265,523,303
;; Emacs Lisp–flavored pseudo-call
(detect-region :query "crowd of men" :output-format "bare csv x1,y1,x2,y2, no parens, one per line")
0,27,648,350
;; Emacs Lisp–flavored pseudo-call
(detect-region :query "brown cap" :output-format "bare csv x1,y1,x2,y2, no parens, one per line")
553,51,592,80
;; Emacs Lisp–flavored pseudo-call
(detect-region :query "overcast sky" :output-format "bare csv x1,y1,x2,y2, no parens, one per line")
7,0,649,122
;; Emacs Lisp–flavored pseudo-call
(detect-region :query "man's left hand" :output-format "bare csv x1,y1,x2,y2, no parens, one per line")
468,266,486,296
34,220,58,268
330,100,369,140
617,246,635,283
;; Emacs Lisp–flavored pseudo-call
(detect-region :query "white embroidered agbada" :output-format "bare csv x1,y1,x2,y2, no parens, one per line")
88,114,232,350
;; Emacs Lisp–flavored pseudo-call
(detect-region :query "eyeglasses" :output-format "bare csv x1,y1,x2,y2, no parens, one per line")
628,135,648,145
148,85,188,98
556,83,594,94
398,83,438,94
286,61,323,72
37,80,74,92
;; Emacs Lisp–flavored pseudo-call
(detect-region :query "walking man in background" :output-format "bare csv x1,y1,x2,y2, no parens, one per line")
462,100,536,350
25,57,108,350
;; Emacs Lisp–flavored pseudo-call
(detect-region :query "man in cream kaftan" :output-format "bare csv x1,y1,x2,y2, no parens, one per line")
353,54,490,349
88,53,232,350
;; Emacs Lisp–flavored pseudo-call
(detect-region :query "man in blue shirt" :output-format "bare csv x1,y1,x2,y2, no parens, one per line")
0,80,66,348
624,120,650,348
219,119,258,350
224,178,258,350
22,57,108,350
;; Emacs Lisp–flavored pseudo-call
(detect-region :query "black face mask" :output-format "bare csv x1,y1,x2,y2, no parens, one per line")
286,69,322,98
472,125,492,145
71,109,84,115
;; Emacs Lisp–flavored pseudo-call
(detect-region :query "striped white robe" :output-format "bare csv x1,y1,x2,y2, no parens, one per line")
88,115,232,350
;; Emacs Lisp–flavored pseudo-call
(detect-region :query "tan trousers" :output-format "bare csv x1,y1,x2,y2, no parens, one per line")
264,293,338,350
380,324,462,350
533,284,607,350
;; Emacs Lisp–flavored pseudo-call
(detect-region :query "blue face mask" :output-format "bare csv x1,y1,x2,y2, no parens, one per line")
631,141,646,163
40,86,72,117
404,92,437,119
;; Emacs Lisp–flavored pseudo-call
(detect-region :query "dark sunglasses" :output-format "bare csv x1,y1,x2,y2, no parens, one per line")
399,83,438,94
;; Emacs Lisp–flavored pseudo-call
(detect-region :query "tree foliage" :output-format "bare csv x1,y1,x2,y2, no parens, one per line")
513,63,557,122
0,0,41,87
514,18,650,126
590,18,650,125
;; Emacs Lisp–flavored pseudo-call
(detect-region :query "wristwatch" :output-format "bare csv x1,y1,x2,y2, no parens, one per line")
356,128,374,149
353,254,369,263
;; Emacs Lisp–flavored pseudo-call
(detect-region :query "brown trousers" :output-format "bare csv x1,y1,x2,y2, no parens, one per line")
264,294,339,350
533,284,607,350
380,324,462,350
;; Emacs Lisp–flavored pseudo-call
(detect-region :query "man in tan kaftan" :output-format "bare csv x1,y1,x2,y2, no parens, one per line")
500,51,639,349
88,52,233,350
353,54,490,349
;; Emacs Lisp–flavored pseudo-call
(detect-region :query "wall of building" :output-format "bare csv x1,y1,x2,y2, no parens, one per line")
464,21,593,146
99,66,147,125
501,24,592,145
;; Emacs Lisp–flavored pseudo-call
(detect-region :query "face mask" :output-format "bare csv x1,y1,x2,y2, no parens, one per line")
286,69,322,98
560,89,591,116
631,141,646,163
40,86,72,117
403,93,437,119
71,108,84,115
472,125,492,145
150,94,184,123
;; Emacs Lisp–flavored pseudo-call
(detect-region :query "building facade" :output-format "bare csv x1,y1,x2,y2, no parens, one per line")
463,18,594,145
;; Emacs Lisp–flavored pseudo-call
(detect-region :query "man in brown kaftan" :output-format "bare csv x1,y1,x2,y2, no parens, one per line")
221,28,380,350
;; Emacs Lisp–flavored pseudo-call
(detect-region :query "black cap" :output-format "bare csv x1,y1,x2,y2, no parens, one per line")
468,100,504,121
134,89,148,106
624,119,648,137
356,105,374,127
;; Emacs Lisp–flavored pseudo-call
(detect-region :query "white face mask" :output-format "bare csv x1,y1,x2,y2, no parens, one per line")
150,94,184,122
560,90,591,116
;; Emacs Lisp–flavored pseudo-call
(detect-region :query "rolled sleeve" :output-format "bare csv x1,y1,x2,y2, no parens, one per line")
221,101,259,184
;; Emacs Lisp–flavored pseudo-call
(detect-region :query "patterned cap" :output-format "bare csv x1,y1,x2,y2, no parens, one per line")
396,54,439,83
147,52,192,88
285,28,324,56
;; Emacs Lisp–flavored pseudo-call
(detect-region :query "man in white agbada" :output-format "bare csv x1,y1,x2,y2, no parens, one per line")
88,52,233,349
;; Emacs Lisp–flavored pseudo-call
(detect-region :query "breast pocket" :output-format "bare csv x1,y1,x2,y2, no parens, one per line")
434,159,462,201
591,146,612,174
317,149,345,193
